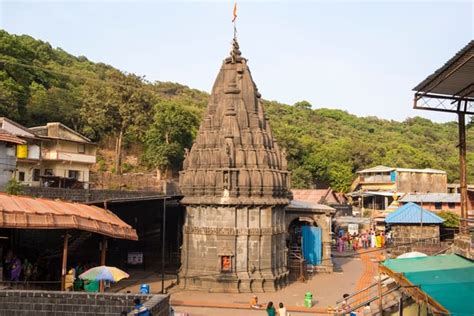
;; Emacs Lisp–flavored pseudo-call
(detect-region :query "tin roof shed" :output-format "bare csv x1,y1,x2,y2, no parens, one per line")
385,202,444,224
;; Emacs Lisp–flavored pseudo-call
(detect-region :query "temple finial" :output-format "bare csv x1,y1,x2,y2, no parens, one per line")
230,38,242,63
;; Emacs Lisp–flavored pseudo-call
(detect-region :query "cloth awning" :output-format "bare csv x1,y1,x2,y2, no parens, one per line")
382,254,474,316
0,193,137,240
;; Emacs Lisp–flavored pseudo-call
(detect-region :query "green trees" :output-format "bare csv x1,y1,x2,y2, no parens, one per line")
143,100,198,175
438,211,460,228
0,29,473,190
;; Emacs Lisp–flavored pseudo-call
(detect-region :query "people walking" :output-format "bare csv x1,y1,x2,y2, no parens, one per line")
131,298,150,316
277,302,287,316
370,231,376,248
352,235,359,251
266,301,276,316
10,256,21,282
337,236,345,252
375,232,382,248
361,232,368,249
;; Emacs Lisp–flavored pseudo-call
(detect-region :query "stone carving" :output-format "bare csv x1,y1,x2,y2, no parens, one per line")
179,37,291,293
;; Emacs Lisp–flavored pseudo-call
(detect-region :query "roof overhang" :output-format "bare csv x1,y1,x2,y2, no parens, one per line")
413,40,474,114
0,193,138,240
379,265,449,315
0,131,26,145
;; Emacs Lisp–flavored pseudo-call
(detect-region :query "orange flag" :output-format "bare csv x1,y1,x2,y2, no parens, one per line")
232,3,237,22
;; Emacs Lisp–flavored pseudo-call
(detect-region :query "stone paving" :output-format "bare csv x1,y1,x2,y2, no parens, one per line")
171,255,364,315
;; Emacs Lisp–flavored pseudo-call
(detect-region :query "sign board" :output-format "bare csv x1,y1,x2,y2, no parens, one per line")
127,252,143,265
348,223,359,235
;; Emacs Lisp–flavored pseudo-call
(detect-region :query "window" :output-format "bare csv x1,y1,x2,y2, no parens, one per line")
44,169,53,176
77,144,86,154
221,256,231,272
33,169,40,182
434,202,442,210
18,172,25,182
448,203,455,209
68,170,80,180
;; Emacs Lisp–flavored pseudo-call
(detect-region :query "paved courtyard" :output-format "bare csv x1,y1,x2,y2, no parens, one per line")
171,253,371,316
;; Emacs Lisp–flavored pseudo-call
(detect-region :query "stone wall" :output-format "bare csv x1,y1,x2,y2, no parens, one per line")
391,224,441,256
90,173,163,192
179,205,288,293
0,290,169,316
453,233,473,260
285,210,333,272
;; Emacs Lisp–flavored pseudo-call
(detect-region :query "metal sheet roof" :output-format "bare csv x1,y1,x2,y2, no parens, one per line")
357,166,446,174
400,193,460,203
357,165,395,173
287,200,335,212
0,129,25,144
0,193,137,240
385,202,444,224
383,254,474,315
291,189,346,204
413,40,474,98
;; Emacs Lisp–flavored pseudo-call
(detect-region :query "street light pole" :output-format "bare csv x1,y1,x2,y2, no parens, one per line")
161,197,167,294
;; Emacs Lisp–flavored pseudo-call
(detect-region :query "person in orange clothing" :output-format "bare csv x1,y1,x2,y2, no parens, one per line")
250,295,263,309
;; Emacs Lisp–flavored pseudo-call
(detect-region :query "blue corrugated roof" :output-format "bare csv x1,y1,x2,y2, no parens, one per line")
385,202,444,224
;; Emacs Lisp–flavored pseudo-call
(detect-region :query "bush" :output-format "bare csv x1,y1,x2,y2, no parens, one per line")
5,179,23,195
438,211,460,228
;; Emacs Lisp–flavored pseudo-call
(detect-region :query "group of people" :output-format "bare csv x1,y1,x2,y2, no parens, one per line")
336,230,392,252
3,251,38,283
250,296,287,316
65,262,99,291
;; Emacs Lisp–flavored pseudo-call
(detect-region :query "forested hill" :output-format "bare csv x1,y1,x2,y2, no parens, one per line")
1,30,473,191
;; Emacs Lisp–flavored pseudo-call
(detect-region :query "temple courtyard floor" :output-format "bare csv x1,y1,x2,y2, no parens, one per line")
169,250,382,316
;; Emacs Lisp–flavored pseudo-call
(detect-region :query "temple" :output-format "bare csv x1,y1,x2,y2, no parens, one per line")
178,38,292,292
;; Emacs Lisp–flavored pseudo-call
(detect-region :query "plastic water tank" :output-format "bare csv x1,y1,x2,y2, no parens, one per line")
139,284,150,294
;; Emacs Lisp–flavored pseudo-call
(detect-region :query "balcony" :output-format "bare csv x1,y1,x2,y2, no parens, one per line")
42,150,96,164
359,175,393,184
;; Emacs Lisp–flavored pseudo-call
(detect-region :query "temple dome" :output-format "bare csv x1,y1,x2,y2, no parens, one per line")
179,39,291,205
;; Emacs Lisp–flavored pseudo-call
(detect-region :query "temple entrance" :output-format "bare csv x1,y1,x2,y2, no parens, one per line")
287,217,322,281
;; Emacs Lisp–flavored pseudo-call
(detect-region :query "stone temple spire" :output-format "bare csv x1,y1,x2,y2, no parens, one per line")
179,38,291,293
229,38,242,63
180,38,291,205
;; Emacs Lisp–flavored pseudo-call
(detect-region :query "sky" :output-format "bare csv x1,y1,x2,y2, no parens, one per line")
1,0,473,122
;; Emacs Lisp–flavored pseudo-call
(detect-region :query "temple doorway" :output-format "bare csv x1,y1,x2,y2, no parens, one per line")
287,217,322,281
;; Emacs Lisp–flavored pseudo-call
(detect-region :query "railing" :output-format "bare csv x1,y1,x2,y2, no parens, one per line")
42,150,96,164
334,276,400,315
335,276,390,305
345,286,400,314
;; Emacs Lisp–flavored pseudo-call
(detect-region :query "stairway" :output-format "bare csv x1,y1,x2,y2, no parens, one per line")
334,276,402,315
288,244,304,281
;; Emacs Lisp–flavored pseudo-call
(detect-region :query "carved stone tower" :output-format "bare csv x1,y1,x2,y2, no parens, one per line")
179,38,291,292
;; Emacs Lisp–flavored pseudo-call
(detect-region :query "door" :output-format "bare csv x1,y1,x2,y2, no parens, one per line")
302,226,322,265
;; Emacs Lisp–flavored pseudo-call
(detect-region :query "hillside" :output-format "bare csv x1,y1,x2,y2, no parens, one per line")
1,30,472,191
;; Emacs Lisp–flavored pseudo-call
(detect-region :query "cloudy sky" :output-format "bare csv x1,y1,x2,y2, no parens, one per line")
1,0,473,122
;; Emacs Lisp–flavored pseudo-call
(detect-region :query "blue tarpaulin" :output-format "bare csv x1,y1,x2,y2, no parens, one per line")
302,226,322,265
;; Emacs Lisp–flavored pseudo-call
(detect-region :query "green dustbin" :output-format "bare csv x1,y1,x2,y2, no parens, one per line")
304,291,313,308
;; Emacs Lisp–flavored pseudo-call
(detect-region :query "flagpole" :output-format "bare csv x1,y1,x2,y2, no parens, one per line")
232,2,237,41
